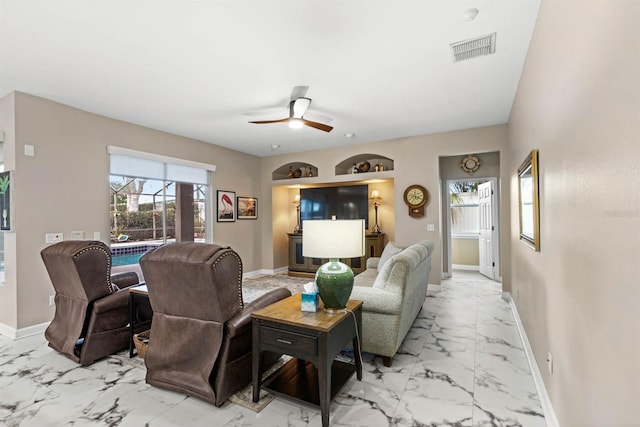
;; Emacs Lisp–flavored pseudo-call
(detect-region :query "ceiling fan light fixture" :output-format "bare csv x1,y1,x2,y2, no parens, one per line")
291,97,311,118
289,118,304,129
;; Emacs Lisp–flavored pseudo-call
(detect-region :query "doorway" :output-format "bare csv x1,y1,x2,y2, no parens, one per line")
438,151,501,281
445,177,499,280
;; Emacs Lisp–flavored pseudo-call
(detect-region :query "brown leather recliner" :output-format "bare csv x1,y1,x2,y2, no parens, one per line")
41,240,144,366
139,242,291,407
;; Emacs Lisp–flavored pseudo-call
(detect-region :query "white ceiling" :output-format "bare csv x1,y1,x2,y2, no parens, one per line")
0,0,540,158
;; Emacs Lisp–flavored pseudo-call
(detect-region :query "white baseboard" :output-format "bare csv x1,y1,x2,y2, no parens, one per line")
427,283,441,292
243,266,288,279
505,292,560,427
0,321,49,340
273,266,289,275
452,264,480,271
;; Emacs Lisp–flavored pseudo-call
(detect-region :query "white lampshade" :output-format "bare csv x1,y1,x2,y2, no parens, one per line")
303,219,365,259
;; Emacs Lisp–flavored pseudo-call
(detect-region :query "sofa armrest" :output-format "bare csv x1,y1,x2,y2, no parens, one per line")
349,286,402,315
226,288,292,338
366,257,380,270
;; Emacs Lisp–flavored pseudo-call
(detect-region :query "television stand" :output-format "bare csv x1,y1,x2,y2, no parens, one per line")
287,233,384,275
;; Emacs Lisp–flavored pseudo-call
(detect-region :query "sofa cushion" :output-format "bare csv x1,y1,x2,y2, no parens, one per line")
353,268,377,287
378,242,403,271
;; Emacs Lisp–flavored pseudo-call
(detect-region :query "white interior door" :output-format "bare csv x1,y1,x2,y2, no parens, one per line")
478,181,495,279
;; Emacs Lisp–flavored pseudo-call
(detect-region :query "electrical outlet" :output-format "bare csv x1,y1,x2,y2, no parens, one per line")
515,288,520,299
547,352,553,374
49,295,55,306
45,233,64,244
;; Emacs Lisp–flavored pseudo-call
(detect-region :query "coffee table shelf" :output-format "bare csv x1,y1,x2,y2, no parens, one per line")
262,358,356,407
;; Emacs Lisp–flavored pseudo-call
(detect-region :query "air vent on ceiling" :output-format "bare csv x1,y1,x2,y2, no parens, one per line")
451,32,496,63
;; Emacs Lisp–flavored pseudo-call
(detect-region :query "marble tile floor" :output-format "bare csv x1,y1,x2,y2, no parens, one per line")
0,271,547,427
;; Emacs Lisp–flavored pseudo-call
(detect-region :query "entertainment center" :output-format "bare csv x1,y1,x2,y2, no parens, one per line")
271,152,395,276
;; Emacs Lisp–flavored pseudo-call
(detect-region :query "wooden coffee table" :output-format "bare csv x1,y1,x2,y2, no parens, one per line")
252,293,363,427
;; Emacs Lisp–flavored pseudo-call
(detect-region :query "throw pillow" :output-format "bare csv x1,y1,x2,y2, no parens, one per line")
378,242,403,271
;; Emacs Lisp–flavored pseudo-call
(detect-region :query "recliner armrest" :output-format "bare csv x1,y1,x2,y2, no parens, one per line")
110,271,140,290
226,288,292,338
92,288,130,314
349,286,402,315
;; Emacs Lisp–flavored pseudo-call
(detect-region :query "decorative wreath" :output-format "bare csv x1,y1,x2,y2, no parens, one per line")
460,154,481,174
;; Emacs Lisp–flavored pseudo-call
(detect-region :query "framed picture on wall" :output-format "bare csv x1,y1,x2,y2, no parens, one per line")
237,197,258,220
0,171,13,231
517,149,540,251
217,190,236,222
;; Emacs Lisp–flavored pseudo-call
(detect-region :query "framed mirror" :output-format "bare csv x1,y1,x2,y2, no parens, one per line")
518,149,540,251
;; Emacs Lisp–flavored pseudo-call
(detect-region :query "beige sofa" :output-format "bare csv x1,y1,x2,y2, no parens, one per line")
350,240,434,367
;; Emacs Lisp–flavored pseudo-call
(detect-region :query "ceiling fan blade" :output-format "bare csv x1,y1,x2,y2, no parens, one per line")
290,85,309,100
302,119,333,133
291,98,311,118
243,107,285,117
303,110,333,124
249,118,290,125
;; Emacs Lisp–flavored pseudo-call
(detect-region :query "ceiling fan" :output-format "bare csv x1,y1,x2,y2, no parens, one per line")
247,86,334,133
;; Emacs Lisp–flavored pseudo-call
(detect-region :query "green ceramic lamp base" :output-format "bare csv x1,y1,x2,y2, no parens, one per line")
315,258,354,311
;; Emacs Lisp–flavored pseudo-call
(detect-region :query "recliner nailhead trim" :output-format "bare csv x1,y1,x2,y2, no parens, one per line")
211,250,243,310
73,246,112,295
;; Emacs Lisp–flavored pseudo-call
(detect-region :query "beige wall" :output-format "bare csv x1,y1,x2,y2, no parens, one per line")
260,125,511,286
451,238,479,266
508,0,640,425
1,92,262,330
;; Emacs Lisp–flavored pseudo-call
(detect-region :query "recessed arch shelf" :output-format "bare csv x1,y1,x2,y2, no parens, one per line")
335,154,394,176
272,162,319,181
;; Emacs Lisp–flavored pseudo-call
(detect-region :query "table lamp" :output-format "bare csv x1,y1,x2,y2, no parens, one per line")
303,219,365,312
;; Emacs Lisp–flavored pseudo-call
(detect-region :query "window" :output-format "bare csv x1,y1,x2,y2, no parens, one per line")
108,147,215,262
0,143,4,282
450,181,480,236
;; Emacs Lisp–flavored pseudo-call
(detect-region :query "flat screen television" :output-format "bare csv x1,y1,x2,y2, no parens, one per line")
300,185,369,229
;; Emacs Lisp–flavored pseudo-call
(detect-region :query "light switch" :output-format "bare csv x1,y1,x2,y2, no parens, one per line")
71,231,84,240
24,145,35,157
427,224,435,232
93,232,101,240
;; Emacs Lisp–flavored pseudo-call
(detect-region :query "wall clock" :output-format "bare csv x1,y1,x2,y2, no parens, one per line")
460,154,481,174
403,184,428,218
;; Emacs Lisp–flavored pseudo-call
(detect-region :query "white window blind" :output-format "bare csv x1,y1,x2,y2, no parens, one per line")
108,146,215,185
